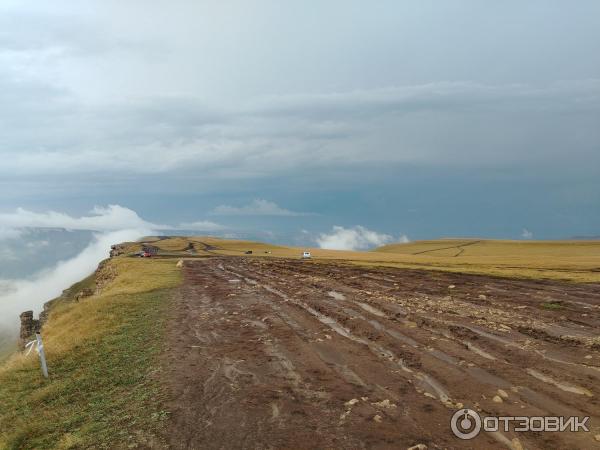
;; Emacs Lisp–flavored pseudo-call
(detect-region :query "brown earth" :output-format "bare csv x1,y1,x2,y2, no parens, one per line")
161,257,600,449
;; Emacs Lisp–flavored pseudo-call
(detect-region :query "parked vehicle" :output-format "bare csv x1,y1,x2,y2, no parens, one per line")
245,250,253,254
302,251,311,259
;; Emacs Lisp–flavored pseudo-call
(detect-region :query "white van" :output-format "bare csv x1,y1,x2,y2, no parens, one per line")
302,251,311,259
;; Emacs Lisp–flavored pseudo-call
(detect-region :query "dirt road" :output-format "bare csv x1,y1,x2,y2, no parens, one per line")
161,257,600,449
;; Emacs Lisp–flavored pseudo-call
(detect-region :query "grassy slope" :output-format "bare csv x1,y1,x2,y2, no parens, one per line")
141,236,600,282
370,239,600,282
0,258,181,449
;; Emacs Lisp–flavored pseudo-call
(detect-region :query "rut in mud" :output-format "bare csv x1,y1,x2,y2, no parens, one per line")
161,257,600,449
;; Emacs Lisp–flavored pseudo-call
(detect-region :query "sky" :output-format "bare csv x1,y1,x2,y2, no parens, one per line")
1,0,599,247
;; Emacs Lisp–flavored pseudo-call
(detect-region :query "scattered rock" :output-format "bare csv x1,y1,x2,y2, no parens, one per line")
109,243,126,257
511,438,524,450
594,434,600,442
408,445,427,450
371,399,397,409
492,395,503,403
584,355,593,360
94,261,118,294
497,389,509,399
339,410,350,421
448,285,456,289
373,414,382,423
75,288,94,301
344,398,359,407
478,294,487,300
176,259,184,268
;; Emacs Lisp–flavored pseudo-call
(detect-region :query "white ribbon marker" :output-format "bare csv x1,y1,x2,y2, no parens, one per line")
24,333,49,378
24,339,38,356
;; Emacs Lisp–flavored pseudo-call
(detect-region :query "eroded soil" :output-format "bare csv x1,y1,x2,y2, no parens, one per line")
162,257,600,449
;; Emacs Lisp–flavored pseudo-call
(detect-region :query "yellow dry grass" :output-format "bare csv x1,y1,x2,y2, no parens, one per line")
145,236,600,283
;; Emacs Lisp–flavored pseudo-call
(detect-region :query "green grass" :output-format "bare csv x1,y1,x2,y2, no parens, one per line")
541,302,564,310
0,259,181,449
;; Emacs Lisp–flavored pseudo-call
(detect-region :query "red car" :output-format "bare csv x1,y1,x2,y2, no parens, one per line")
139,251,152,258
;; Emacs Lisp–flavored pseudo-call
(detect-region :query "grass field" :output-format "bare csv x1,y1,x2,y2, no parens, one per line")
0,258,181,449
138,236,600,283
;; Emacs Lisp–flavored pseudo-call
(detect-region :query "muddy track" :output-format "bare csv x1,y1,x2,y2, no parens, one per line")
162,257,600,449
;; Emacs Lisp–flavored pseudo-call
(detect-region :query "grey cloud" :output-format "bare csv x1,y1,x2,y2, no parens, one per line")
211,199,313,217
2,77,599,179
0,1,599,195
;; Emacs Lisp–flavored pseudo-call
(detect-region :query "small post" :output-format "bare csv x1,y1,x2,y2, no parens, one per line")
35,333,49,378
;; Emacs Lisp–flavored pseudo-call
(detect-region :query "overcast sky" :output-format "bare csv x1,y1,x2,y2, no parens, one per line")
1,0,599,243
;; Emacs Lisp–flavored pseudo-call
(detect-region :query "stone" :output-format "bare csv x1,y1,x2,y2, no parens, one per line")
344,398,359,407
19,310,39,349
492,395,503,403
511,438,524,450
497,389,509,399
371,399,397,409
407,445,427,450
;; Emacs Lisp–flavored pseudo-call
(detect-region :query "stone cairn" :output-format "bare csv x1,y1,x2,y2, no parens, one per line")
19,310,40,349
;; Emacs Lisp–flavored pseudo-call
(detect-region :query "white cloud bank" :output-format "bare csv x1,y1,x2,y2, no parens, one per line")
316,225,409,250
521,228,534,239
0,205,163,232
211,199,311,217
0,205,226,238
0,229,151,331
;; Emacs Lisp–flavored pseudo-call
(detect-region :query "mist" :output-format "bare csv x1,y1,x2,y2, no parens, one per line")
0,228,151,344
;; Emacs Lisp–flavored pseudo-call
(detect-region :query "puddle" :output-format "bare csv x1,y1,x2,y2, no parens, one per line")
385,328,419,348
465,367,511,389
489,431,520,450
415,372,451,403
327,291,346,300
356,302,387,317
534,349,600,377
464,325,518,346
526,368,593,397
313,344,367,386
428,348,460,366
544,323,598,338
466,342,497,360
518,386,586,417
